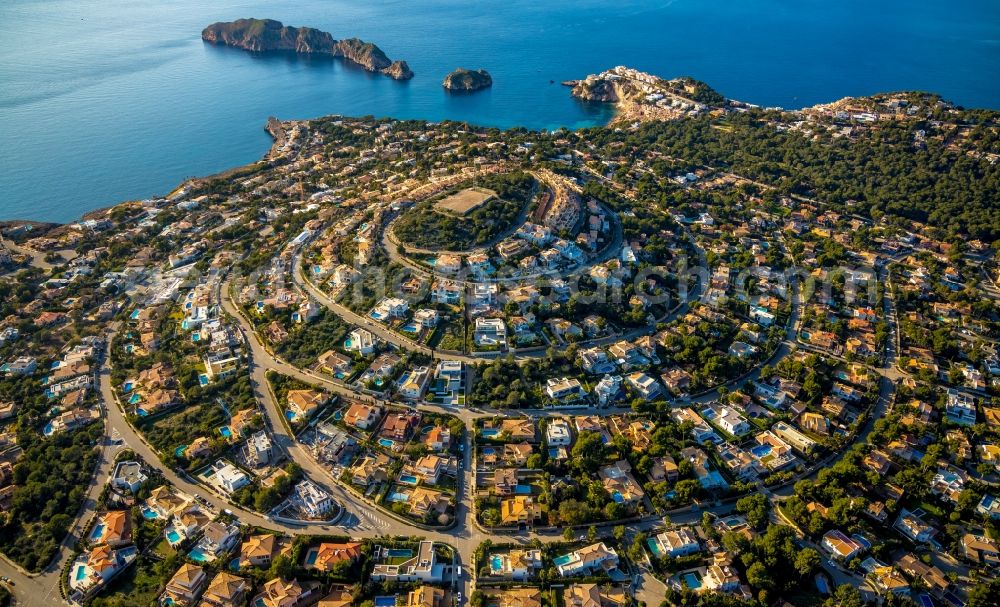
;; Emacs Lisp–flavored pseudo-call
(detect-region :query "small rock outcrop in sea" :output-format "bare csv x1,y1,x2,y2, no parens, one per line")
442,68,492,92
201,18,414,80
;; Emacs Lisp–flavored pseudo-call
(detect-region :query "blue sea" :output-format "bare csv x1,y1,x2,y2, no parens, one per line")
1,0,998,223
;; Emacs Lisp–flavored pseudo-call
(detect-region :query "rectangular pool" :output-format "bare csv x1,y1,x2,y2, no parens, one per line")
386,548,413,558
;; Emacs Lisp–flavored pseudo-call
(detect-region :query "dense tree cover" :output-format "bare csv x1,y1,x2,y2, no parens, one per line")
468,357,537,408
272,308,350,367
660,76,727,106
722,524,821,604
966,578,1000,607
393,172,536,250
0,423,101,571
581,110,1000,240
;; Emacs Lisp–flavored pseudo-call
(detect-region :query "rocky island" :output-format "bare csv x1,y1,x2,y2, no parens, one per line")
442,68,492,92
202,18,413,80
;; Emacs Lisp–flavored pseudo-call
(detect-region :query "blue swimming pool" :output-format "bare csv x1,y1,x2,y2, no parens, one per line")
374,597,397,607
343,338,353,348
481,428,500,438
481,447,496,455
188,548,209,563
490,555,504,571
128,393,141,405
399,474,418,485
515,485,533,495
174,445,188,457
141,507,159,520
751,444,772,458
74,565,87,582
683,572,702,589
219,426,232,438
89,523,105,542
553,554,572,566
388,492,410,503
285,410,296,422
123,382,133,392
647,538,663,557
129,309,141,320
379,438,395,449
43,422,54,436
386,549,413,558
199,374,209,386
166,530,182,544
305,549,318,565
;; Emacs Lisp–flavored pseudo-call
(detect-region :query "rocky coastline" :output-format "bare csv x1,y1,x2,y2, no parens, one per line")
202,18,413,80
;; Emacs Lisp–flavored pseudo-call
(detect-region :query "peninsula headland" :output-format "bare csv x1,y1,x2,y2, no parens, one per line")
201,18,413,80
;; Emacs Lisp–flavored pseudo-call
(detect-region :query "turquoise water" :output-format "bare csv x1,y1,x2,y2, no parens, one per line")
491,555,504,571
647,538,663,557
166,529,182,543
74,565,87,582
683,572,703,589
188,547,209,562
1,0,998,222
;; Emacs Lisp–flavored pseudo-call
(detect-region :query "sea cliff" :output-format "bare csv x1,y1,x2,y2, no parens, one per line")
202,18,413,80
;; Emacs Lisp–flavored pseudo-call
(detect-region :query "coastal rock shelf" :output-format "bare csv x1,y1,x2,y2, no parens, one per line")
202,18,413,80
442,68,492,92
